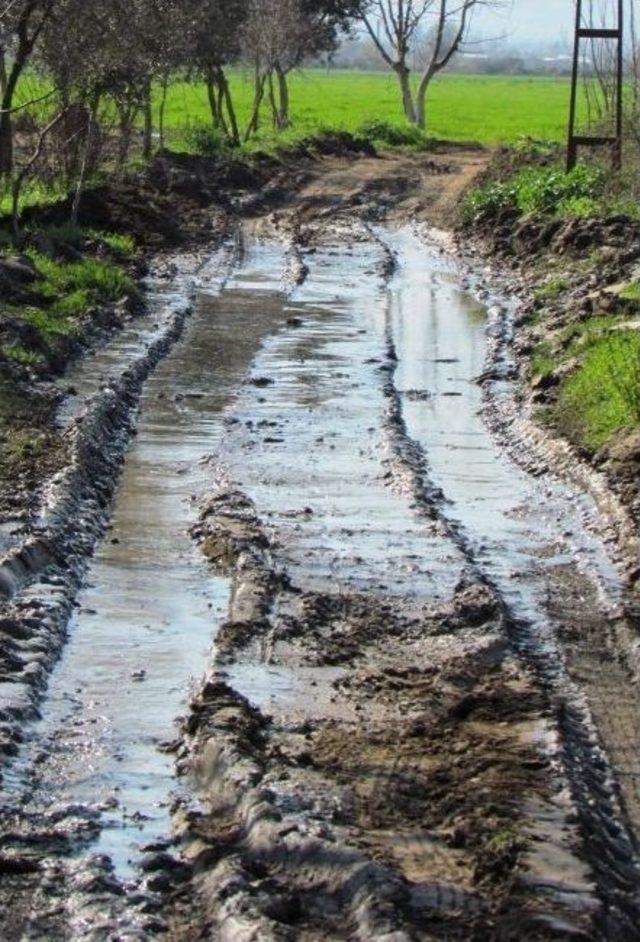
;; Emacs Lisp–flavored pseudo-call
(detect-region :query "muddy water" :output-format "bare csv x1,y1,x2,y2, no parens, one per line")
0,237,292,882
2,222,639,928
210,224,640,918
385,229,621,632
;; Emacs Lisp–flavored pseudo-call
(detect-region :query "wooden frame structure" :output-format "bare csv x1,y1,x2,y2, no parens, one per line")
567,0,624,171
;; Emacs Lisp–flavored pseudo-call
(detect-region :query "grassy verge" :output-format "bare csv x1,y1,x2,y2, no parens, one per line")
531,312,640,450
0,225,138,374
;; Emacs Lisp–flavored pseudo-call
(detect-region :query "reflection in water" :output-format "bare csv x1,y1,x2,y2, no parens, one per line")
1,240,291,878
385,228,620,642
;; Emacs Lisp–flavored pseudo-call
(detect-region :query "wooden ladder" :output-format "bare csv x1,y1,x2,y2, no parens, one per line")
567,0,624,171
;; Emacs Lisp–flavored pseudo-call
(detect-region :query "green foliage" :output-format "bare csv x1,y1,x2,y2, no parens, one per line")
93,230,136,257
184,123,229,157
52,289,93,317
0,250,136,372
511,136,558,157
533,275,569,303
29,253,136,305
0,344,43,366
359,119,432,150
557,331,640,449
20,306,79,337
619,282,640,303
462,163,604,223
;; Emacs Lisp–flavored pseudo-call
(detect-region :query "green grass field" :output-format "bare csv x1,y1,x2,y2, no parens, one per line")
156,71,574,150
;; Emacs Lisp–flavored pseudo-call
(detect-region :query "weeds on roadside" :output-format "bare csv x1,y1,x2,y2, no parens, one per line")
359,119,432,150
29,253,136,306
461,163,605,224
557,331,640,448
185,123,229,158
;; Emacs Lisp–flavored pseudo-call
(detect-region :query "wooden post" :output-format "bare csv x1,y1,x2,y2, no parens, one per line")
567,0,583,171
567,0,624,172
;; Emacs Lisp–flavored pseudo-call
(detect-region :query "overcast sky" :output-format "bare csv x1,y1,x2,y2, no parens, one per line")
475,0,575,45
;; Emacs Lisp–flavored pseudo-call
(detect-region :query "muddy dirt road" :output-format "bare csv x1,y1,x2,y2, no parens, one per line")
1,152,640,940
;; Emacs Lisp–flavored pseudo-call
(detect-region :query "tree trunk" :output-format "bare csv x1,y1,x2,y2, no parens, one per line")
0,50,7,98
217,68,240,146
159,77,169,149
393,64,417,125
71,97,98,226
415,70,435,131
117,103,136,165
267,71,278,129
245,72,266,141
274,64,290,130
143,82,153,160
206,74,220,129
0,55,27,178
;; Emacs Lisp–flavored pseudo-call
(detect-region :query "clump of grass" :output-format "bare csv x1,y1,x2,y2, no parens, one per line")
29,253,136,306
533,275,569,303
0,344,43,367
92,230,136,257
486,826,521,852
462,162,604,223
557,330,640,449
185,122,229,157
619,282,640,304
359,118,431,150
20,306,79,337
530,340,556,378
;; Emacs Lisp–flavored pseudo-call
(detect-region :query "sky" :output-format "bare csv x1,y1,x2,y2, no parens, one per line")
474,0,575,46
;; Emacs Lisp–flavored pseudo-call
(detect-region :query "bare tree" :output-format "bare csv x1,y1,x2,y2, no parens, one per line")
362,0,501,129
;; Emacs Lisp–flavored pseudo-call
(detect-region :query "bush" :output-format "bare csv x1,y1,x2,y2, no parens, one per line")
462,162,605,223
359,119,431,150
185,123,228,158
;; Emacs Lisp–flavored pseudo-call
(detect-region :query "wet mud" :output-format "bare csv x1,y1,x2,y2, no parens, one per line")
0,154,639,939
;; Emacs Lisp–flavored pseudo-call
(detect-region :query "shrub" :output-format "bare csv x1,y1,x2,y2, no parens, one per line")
359,119,431,150
185,123,228,157
462,162,605,223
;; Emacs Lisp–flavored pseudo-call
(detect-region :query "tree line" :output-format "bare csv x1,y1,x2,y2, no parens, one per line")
0,0,491,232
